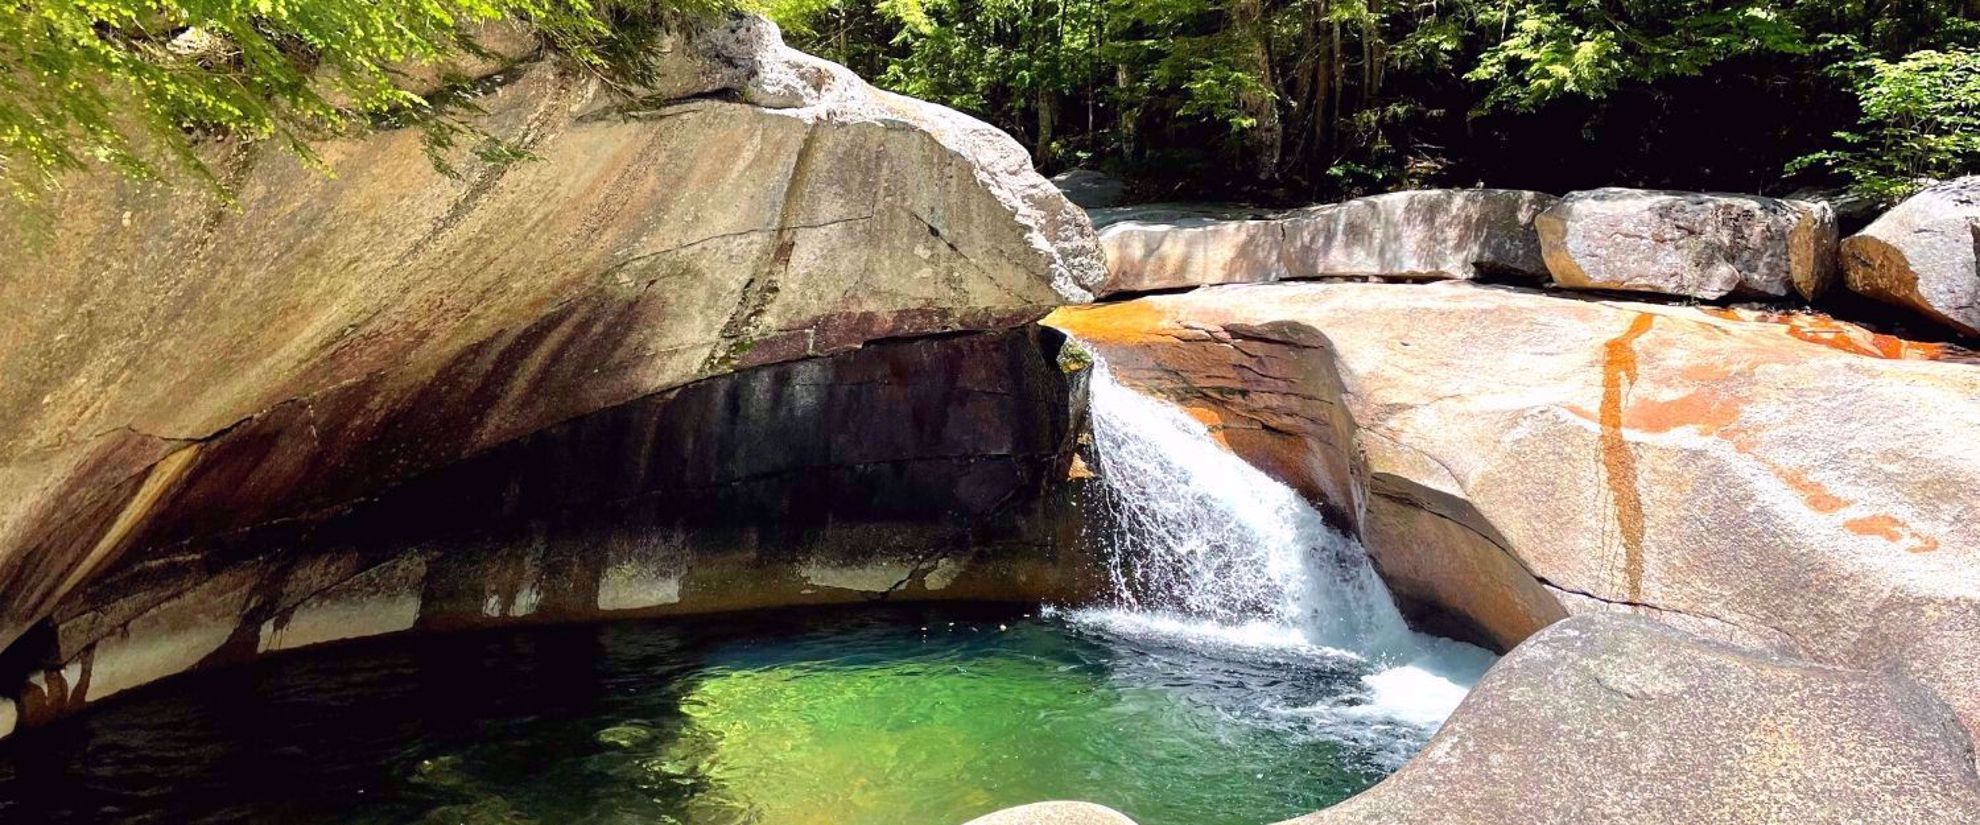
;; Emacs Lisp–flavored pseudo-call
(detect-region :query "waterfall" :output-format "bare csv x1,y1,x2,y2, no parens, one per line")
1063,355,1494,742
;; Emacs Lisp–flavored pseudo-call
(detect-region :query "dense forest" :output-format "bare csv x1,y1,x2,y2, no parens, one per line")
770,0,1980,203
4,0,1977,206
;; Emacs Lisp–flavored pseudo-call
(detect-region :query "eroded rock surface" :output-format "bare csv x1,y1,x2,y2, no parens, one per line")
1538,188,1838,300
0,15,1104,661
1045,282,1980,735
1281,614,1980,825
1279,189,1555,281
8,329,1094,734
1093,212,1285,295
1088,190,1553,295
1843,176,1980,336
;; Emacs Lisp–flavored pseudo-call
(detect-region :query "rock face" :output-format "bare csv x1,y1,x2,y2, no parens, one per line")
1282,614,1980,825
1279,189,1555,281
964,801,1139,825
1089,190,1553,296
9,328,1096,734
0,15,1105,666
1045,282,1980,735
1538,188,1838,300
1093,211,1285,295
1843,176,1980,336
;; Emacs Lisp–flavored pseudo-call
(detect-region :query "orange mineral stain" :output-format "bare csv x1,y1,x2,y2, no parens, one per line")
1599,313,1656,602
1776,468,1848,514
1704,307,1943,360
1184,405,1235,448
1620,388,1745,436
1844,514,1904,542
1042,301,1177,346
1844,514,1942,554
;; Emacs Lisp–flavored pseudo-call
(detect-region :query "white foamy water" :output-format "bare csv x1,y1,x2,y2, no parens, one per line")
1066,356,1494,756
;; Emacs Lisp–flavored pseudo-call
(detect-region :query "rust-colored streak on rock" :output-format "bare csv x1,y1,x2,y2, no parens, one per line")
1845,514,1904,541
1183,405,1237,448
1777,468,1848,514
1620,388,1744,436
1844,514,1941,554
1042,302,1174,346
1703,307,1944,360
1599,313,1656,602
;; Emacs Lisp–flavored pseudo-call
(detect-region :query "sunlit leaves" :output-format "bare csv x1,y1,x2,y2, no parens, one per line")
0,0,634,202
1791,45,1980,202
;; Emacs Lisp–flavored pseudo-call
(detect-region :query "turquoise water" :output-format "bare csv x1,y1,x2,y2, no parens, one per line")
0,605,1425,825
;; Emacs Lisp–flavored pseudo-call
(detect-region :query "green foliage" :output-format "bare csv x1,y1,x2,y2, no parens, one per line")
771,0,1978,201
1791,45,1980,203
0,0,765,203
1467,2,1809,112
8,0,1977,205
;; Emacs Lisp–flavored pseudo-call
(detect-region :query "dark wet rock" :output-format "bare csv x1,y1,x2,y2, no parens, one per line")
9,329,1094,733
1282,614,1980,825
1051,169,1129,209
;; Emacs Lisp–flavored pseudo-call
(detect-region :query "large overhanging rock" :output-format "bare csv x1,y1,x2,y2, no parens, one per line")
1088,190,1553,296
9,329,1092,734
1045,282,1980,738
1538,188,1839,300
1281,614,1980,824
0,15,1104,658
1843,176,1980,337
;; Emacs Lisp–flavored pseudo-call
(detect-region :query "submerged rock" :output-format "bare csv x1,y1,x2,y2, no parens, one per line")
964,801,1139,825
1046,282,1980,737
1282,614,1980,825
0,15,1103,665
1538,188,1838,300
1279,189,1555,281
1842,176,1980,336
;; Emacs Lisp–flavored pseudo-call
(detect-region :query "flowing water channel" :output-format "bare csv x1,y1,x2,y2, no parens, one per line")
0,356,1490,825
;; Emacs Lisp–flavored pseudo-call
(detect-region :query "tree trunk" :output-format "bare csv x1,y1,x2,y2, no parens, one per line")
1232,0,1283,180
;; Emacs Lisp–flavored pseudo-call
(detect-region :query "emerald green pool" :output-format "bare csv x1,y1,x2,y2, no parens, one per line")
0,604,1447,825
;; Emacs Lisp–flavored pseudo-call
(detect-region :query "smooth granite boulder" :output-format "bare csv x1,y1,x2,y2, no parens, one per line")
1047,282,1980,737
1280,189,1556,281
0,14,1103,703
1282,614,1980,825
1539,188,1838,300
1842,176,1980,336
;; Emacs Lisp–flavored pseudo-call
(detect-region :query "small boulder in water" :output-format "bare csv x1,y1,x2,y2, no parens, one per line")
963,801,1140,825
594,723,657,749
